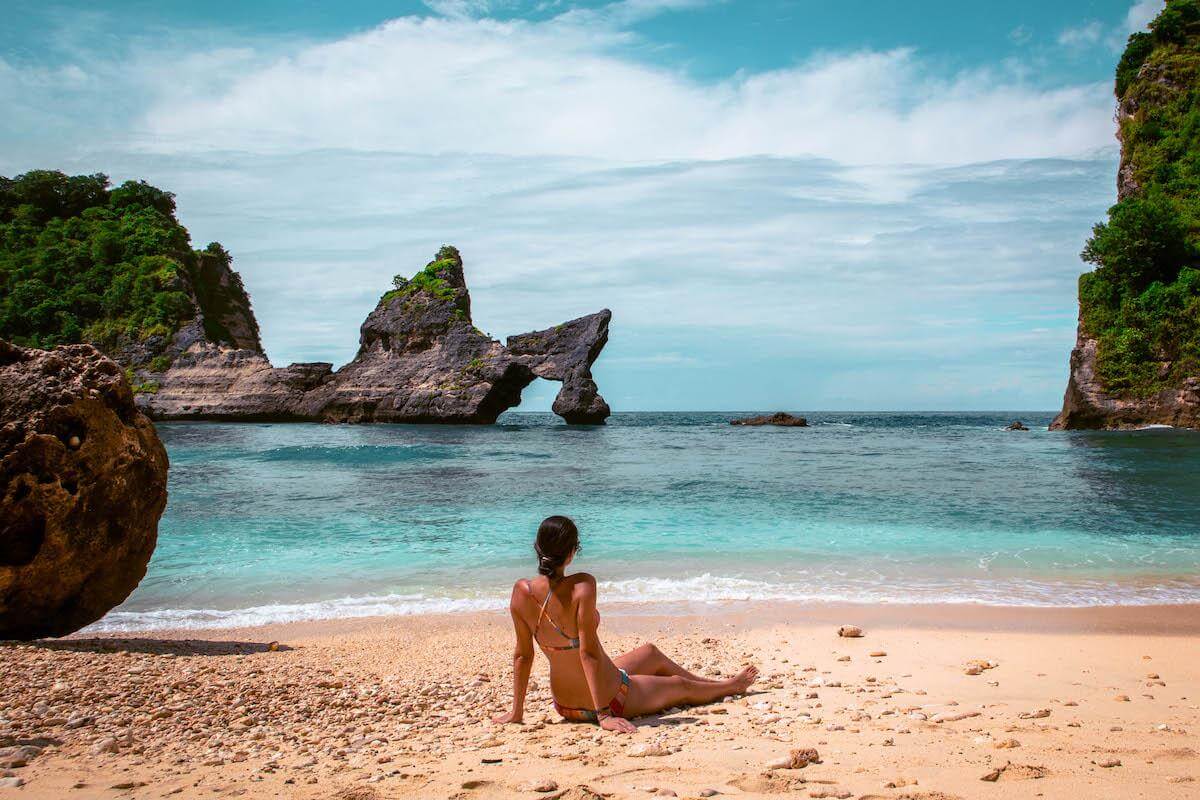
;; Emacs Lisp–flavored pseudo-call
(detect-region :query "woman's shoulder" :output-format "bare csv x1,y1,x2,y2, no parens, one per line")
567,573,598,594
510,577,536,598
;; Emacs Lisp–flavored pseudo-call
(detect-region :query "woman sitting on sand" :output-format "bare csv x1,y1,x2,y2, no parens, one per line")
492,516,758,733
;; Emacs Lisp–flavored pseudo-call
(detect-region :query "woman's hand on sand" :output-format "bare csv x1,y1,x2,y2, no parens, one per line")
491,710,523,725
599,716,637,734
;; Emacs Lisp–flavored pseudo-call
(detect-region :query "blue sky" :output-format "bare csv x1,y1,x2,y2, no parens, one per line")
0,1,1166,410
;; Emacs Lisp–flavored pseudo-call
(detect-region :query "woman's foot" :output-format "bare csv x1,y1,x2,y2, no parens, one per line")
729,665,759,694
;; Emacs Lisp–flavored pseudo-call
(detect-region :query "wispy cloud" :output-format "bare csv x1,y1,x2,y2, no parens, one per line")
1125,0,1165,33
121,16,1112,165
1054,1,1164,53
1057,20,1105,48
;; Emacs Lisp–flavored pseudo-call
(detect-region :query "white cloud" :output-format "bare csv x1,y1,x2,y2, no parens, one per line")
422,0,499,19
115,14,1115,167
1008,26,1032,45
1055,3,1164,53
1057,20,1105,48
1124,0,1165,33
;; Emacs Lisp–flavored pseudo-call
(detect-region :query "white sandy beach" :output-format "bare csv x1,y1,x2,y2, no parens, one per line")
1,602,1197,799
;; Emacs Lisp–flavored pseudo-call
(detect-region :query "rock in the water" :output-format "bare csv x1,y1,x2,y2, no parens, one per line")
730,413,808,427
0,341,168,639
1005,420,1029,431
139,247,612,425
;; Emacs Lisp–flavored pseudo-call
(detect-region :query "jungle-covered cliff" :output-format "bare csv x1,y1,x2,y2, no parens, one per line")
0,172,612,424
0,170,260,393
1052,0,1200,429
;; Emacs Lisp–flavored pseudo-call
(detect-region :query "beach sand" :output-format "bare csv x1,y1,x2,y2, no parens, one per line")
1,603,1197,799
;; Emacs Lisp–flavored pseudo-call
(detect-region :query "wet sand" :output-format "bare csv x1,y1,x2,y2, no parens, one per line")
1,602,1197,799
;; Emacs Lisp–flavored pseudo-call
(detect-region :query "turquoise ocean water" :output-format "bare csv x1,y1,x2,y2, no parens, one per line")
88,412,1200,631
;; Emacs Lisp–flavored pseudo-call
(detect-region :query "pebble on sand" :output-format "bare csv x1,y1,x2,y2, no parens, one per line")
521,779,559,793
837,626,863,638
768,747,820,770
627,743,671,758
91,737,119,755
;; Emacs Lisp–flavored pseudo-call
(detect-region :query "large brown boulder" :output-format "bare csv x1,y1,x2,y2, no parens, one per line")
0,340,168,639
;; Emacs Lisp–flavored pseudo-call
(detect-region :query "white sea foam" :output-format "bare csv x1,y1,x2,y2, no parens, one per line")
85,594,505,633
83,573,1200,633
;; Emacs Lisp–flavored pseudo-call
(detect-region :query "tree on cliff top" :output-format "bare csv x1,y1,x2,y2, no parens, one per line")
1079,0,1200,396
0,170,229,371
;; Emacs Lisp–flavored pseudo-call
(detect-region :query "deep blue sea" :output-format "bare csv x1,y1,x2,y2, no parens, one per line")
88,412,1200,631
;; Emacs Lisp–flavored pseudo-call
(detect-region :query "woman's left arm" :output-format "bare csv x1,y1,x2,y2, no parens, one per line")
577,578,636,733
492,581,535,724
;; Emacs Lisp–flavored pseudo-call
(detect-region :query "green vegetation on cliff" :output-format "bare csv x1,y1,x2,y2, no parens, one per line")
382,245,469,318
0,170,222,367
1080,0,1200,396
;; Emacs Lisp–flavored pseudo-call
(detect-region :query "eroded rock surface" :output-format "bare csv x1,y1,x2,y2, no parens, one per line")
1050,333,1200,430
508,311,611,425
730,413,808,427
0,341,168,639
138,247,612,424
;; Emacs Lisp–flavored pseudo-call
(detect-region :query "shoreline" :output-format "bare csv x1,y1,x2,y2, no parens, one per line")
76,599,1200,642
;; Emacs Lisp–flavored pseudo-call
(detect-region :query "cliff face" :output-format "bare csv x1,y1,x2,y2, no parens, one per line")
1051,1,1200,430
138,247,612,424
1054,334,1200,429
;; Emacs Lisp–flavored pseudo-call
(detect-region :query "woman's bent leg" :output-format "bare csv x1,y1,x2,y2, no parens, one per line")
621,666,758,718
614,643,717,681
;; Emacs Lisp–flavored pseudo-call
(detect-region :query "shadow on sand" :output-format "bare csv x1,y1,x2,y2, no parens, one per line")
6,638,294,656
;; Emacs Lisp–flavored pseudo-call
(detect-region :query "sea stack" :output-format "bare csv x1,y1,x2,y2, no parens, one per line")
1051,6,1200,430
0,340,168,639
139,246,613,424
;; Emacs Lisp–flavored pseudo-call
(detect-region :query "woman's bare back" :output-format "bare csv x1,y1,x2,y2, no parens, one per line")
513,573,620,709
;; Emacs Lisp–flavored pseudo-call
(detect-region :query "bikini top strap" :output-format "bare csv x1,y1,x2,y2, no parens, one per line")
534,581,575,640
535,582,554,632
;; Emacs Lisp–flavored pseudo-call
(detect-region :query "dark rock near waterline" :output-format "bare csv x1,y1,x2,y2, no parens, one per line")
1050,333,1200,430
0,340,168,639
730,412,808,427
137,247,612,424
1005,420,1029,431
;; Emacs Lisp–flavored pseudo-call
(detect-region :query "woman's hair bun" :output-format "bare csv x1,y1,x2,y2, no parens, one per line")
535,516,579,579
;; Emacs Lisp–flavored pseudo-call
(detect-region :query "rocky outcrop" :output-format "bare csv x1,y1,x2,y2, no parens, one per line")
0,340,168,639
730,413,808,427
138,247,612,424
1050,333,1200,430
508,312,611,424
1051,8,1200,431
